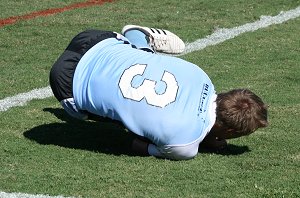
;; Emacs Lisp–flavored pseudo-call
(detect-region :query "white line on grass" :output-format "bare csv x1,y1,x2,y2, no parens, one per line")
0,87,53,112
182,6,300,54
0,5,300,198
0,6,300,113
0,192,75,198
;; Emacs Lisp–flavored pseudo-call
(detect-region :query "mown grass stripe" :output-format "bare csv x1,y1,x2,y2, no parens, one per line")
0,0,112,27
182,6,300,54
1,6,300,112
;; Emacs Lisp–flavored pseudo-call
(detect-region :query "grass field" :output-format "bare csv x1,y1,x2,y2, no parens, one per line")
0,0,300,197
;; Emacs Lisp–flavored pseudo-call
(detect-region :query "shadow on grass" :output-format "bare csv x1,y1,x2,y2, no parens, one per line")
23,108,250,157
198,144,250,156
23,108,138,156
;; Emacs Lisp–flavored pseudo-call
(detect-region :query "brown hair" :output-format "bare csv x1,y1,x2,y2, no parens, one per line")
216,89,268,135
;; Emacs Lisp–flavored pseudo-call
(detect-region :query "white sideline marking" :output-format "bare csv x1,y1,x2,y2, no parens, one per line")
0,6,299,198
182,6,300,54
0,6,299,113
0,191,74,198
0,87,53,112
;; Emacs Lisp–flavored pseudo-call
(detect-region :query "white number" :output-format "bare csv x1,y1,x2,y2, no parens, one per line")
119,64,178,108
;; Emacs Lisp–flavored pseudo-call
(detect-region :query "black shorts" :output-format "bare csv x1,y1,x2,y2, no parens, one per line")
49,30,117,102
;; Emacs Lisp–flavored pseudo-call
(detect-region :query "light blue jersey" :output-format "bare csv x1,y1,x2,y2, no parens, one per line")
73,38,216,146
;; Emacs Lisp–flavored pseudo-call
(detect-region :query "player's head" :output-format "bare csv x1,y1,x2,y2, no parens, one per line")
215,89,268,139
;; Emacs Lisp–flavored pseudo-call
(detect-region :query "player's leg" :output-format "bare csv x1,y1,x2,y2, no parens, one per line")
50,30,117,120
122,25,185,54
66,30,116,55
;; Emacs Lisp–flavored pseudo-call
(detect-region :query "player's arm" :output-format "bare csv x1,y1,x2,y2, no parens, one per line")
131,138,199,160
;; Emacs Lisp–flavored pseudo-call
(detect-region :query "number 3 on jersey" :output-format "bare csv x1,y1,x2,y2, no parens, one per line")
119,64,179,108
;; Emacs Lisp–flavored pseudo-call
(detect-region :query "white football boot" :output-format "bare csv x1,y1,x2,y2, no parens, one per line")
122,25,185,54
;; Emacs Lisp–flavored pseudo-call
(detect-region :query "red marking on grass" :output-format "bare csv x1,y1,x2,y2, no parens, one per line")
0,0,113,27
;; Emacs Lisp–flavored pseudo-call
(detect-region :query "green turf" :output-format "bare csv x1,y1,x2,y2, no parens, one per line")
0,0,300,197
0,0,84,19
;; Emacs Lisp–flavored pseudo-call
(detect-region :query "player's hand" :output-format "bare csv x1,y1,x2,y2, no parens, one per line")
200,136,228,150
212,138,228,149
